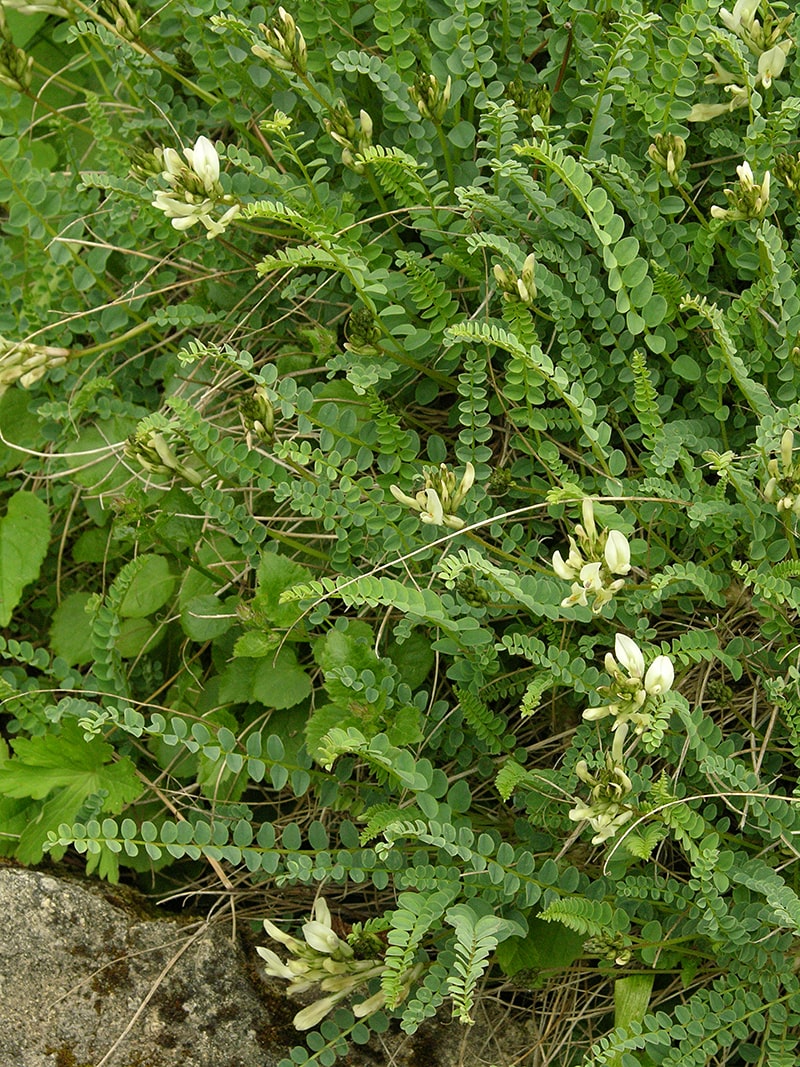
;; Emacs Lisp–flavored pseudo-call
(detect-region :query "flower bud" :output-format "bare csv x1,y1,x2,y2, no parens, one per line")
781,428,794,470
580,497,597,542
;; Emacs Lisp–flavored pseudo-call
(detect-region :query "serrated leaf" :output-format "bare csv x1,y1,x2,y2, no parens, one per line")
233,631,279,658
0,720,140,863
49,592,94,665
495,916,584,978
0,491,50,626
305,703,360,761
118,554,176,618
250,648,312,709
253,549,313,628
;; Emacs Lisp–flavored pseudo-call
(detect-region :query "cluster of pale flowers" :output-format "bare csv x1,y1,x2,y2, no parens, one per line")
390,461,475,529
647,133,687,179
0,336,69,396
689,0,793,121
258,898,416,1030
124,427,203,486
152,135,241,239
584,634,675,734
569,635,675,844
765,428,800,516
569,724,635,845
252,6,308,75
710,160,771,222
324,103,375,173
493,252,537,306
552,499,631,614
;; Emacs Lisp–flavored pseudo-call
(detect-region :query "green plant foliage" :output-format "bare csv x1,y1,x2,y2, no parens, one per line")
5,0,800,1062
0,491,50,626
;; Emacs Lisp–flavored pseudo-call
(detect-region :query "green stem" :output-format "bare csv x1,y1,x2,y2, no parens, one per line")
435,124,456,195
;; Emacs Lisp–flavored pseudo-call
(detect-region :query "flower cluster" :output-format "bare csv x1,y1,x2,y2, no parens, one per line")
688,0,793,121
569,729,635,845
551,499,631,614
506,79,551,129
583,634,674,735
258,899,412,1030
0,9,32,91
390,461,475,530
252,7,307,75
324,103,374,174
493,253,537,306
151,135,241,240
710,161,771,222
409,72,452,124
124,427,203,486
764,428,800,516
647,133,687,179
102,0,139,38
0,336,69,396
1,0,69,14
240,386,275,445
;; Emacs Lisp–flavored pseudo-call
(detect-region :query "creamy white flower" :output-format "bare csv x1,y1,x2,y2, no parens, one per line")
781,428,795,469
614,634,645,679
719,0,759,35
456,461,476,501
185,135,220,192
604,530,631,575
552,549,577,581
758,42,788,86
293,992,346,1031
579,497,597,542
160,147,184,184
262,918,303,950
643,655,674,695
352,989,387,1018
302,921,341,954
737,160,755,187
420,487,444,526
256,946,297,979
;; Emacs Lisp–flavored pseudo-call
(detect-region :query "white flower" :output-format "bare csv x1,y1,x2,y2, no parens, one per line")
719,0,760,35
737,160,755,187
389,462,474,529
644,655,674,696
614,633,645,679
293,992,347,1031
577,497,597,542
420,487,445,526
159,147,184,184
781,428,795,469
262,918,303,950
302,921,341,954
184,135,220,193
256,946,296,980
352,989,387,1018
454,461,476,504
604,530,631,575
758,42,789,86
552,549,577,581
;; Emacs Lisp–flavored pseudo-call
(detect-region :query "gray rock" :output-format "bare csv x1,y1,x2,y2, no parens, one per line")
0,865,286,1067
0,866,532,1067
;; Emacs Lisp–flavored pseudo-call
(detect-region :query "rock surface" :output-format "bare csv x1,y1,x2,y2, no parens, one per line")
0,866,532,1067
